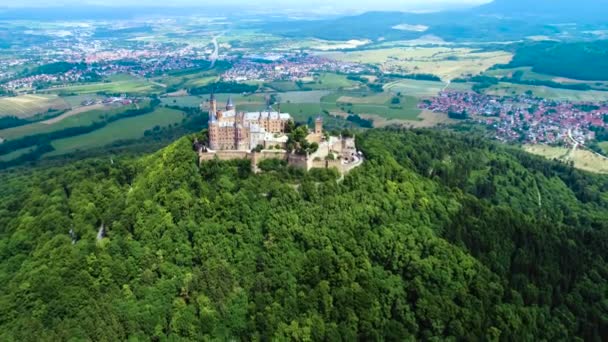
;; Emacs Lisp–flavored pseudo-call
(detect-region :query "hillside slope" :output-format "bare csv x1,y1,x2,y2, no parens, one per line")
0,129,606,340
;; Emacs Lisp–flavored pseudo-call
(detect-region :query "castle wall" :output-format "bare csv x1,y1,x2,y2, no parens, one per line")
311,159,342,171
199,151,250,162
288,154,311,170
199,149,346,173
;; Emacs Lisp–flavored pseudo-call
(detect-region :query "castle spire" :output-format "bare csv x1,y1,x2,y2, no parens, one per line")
226,95,234,110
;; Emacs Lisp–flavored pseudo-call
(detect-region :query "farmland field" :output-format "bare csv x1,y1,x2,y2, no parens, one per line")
524,144,608,174
47,107,185,156
0,103,140,140
483,67,608,90
486,83,608,101
324,47,513,81
308,73,358,90
384,79,472,97
43,79,164,95
483,67,556,81
265,81,301,92
600,142,608,155
363,110,456,128
61,94,104,107
161,96,205,107
0,146,35,162
0,94,70,118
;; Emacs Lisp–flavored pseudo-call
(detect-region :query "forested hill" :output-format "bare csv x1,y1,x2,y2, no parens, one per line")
0,129,607,340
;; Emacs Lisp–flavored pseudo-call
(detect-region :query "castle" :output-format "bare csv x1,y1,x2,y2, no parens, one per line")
206,94,291,151
196,94,362,173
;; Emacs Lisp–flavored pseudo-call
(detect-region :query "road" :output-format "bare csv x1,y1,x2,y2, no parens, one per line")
209,34,221,68
566,129,579,160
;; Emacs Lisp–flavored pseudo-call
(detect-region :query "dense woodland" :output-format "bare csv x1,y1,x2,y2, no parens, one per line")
0,129,606,340
501,40,608,80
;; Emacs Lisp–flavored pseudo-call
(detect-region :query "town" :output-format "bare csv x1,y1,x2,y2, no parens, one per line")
420,90,608,145
221,55,370,82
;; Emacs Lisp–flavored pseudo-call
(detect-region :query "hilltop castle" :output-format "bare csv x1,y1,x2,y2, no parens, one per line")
205,94,291,151
196,94,362,173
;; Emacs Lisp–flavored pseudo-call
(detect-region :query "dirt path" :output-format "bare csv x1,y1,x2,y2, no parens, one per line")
41,104,105,125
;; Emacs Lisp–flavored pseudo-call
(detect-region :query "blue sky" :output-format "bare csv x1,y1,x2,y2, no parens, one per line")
1,0,492,12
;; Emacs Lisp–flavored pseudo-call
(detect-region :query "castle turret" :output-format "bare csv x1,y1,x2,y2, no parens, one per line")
226,96,235,110
315,116,323,135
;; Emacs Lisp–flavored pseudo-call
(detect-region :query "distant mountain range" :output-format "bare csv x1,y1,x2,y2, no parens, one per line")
259,0,607,42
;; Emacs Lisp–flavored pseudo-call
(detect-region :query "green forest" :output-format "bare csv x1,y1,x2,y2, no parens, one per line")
0,129,607,340
503,40,608,80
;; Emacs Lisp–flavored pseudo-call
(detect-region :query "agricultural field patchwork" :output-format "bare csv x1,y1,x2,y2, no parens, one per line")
324,47,513,81
47,107,185,156
486,83,608,101
0,94,70,118
44,79,164,95
0,103,140,140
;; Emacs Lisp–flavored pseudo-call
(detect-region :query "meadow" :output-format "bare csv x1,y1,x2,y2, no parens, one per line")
44,79,164,95
0,146,35,162
324,47,513,81
0,94,70,118
321,92,422,120
482,67,608,90
0,103,140,140
384,79,472,97
47,107,185,156
486,83,608,101
267,73,359,92
524,144,608,174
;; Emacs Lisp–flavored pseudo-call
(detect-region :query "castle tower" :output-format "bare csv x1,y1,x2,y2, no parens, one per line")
315,116,323,135
226,96,234,111
209,92,217,116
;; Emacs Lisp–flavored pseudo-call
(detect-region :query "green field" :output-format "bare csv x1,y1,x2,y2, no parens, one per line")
322,92,422,120
265,81,302,92
161,96,204,107
267,73,360,92
0,146,35,162
60,94,104,107
384,79,471,97
0,103,141,140
486,83,608,101
0,94,70,118
47,107,185,156
44,79,164,95
279,91,331,103
483,67,556,81
600,142,608,155
161,88,423,123
308,73,358,90
483,67,608,91
324,47,512,81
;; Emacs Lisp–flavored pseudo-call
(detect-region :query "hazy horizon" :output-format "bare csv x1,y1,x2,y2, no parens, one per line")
0,0,492,14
